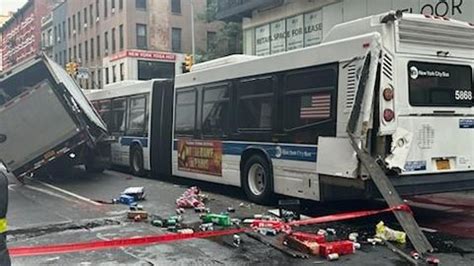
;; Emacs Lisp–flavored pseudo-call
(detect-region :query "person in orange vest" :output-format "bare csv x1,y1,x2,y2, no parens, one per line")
0,170,11,266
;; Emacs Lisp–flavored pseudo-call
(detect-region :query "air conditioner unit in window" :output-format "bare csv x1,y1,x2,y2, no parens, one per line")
112,8,115,14
96,17,100,22
84,23,88,29
73,30,76,35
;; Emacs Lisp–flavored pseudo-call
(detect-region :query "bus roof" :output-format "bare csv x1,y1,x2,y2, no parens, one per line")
85,79,167,101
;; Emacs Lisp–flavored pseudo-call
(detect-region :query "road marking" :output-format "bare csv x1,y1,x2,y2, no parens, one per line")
24,185,80,204
30,179,102,206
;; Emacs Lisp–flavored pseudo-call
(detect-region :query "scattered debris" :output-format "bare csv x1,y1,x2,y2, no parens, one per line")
176,208,185,215
177,229,194,234
326,228,336,235
410,251,420,260
278,199,301,221
284,232,326,255
200,223,214,231
426,256,440,265
151,220,163,227
176,186,207,208
375,221,406,244
227,207,235,213
326,253,339,261
367,238,383,245
122,187,146,201
348,232,359,242
201,213,231,226
319,241,355,258
194,206,210,213
232,234,241,247
117,194,135,205
127,208,148,221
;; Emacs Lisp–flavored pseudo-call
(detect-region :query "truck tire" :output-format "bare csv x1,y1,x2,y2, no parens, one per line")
242,155,274,205
130,146,145,177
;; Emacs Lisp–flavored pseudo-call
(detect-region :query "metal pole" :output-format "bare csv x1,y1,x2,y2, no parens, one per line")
190,0,195,63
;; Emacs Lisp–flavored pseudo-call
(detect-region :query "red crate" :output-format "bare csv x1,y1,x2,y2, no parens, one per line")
291,232,326,243
319,241,355,257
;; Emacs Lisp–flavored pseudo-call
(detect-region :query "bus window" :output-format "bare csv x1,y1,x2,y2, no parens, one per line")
144,94,149,136
284,67,337,130
175,89,196,136
128,96,146,136
98,100,112,127
111,98,127,134
408,62,472,107
202,85,229,137
238,76,274,130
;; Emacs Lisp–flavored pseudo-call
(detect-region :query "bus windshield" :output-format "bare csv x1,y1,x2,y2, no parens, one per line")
408,61,473,107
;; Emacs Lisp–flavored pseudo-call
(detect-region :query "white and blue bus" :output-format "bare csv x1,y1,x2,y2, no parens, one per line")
87,12,474,204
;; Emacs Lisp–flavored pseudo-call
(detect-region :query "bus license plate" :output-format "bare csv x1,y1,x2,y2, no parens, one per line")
436,159,450,170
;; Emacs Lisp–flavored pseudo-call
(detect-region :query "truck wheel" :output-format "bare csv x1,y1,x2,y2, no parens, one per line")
130,146,145,177
242,155,274,205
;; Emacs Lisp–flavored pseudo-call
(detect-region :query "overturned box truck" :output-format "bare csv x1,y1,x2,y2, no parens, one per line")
0,55,110,179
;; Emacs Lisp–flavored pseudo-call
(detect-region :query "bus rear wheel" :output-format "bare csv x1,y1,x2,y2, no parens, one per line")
242,155,274,205
130,146,145,177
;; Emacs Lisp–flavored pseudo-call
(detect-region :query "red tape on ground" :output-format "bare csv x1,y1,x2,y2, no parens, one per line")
288,204,412,227
8,204,411,257
9,228,247,257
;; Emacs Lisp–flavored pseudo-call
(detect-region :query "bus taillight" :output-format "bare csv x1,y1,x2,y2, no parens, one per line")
383,87,394,101
383,109,395,122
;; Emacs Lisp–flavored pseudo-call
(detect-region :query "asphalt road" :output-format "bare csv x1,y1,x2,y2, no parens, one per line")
3,167,474,265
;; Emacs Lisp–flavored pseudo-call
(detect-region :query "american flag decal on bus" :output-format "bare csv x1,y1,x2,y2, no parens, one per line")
300,94,331,119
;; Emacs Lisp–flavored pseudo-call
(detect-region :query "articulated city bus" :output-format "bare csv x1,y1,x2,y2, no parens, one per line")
87,11,474,204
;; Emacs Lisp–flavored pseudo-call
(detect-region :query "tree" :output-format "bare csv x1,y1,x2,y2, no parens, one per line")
196,0,242,63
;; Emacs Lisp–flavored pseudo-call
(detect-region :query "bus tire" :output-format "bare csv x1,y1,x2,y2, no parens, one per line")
130,146,145,177
242,155,274,205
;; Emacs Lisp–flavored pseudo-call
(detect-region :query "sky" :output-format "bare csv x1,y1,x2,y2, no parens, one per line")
0,0,28,15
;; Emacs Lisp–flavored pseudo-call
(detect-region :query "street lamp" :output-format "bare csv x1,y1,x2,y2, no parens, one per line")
189,0,195,64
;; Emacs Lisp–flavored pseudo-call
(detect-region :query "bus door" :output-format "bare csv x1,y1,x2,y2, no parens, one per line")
150,80,174,178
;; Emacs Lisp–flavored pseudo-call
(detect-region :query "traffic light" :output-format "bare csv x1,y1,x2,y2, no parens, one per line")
66,62,79,76
182,54,193,73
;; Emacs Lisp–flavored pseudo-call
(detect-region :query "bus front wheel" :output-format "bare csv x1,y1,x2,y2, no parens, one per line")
242,155,274,205
130,146,145,177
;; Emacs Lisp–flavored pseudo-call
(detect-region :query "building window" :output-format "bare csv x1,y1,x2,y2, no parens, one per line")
111,28,116,53
62,21,66,39
104,0,108,18
90,4,94,27
112,65,117,83
97,35,101,57
171,0,181,14
72,14,76,33
120,63,124,81
63,50,66,66
53,26,57,45
105,31,109,54
96,0,100,20
119,0,123,9
68,18,71,38
119,24,124,50
68,48,72,61
136,24,147,49
207,31,216,51
136,0,147,10
91,71,95,89
78,43,82,61
90,38,95,60
84,7,88,27
77,12,81,34
58,24,62,43
73,45,77,60
85,40,89,62
171,27,182,52
98,69,102,89
105,67,110,84
112,0,116,11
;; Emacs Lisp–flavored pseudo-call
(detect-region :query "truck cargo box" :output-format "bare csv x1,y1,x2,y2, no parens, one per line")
0,55,109,178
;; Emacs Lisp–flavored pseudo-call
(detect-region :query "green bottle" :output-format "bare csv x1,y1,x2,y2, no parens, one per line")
201,214,231,226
